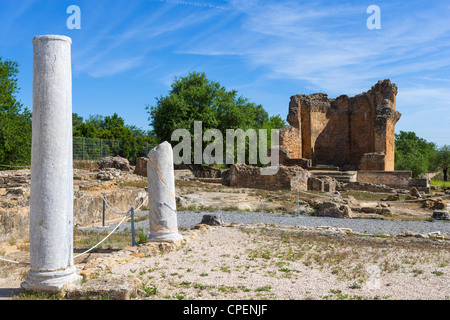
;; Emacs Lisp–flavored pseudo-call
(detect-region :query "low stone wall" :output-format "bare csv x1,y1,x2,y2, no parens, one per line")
356,170,430,192
73,160,100,170
357,171,412,187
223,164,310,191
339,181,395,193
0,187,147,244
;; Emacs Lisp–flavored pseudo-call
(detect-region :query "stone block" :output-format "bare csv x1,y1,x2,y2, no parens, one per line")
431,210,450,220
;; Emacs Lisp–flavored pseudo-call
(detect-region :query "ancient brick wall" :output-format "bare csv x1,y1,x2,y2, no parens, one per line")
283,79,401,170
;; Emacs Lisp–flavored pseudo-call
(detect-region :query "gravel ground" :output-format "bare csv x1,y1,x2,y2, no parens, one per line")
109,226,450,300
90,210,450,236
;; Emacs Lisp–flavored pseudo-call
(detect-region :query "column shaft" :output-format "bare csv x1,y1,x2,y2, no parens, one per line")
147,142,183,242
22,35,81,291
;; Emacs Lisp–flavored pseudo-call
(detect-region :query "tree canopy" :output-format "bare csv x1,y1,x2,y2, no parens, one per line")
394,131,438,178
72,112,157,162
433,145,450,181
0,58,32,168
147,71,285,164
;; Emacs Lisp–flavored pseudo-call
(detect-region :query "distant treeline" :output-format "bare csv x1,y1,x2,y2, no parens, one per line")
1,58,448,180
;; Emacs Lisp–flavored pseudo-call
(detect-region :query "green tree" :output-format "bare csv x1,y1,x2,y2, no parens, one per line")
147,71,285,164
394,131,437,177
433,145,450,181
0,58,32,168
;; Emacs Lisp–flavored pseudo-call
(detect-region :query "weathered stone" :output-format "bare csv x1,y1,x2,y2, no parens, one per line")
5,187,28,199
381,193,399,201
360,206,392,216
66,275,140,300
422,199,446,210
224,164,310,191
410,187,421,198
98,156,132,172
317,201,352,218
201,214,224,226
431,210,450,220
96,168,122,181
133,157,148,177
307,177,324,191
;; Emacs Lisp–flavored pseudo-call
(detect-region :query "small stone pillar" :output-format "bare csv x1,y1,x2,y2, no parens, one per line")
147,142,183,242
22,35,81,292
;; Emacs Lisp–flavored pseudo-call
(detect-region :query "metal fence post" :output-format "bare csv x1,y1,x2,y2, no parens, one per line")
297,189,300,216
82,137,85,160
130,207,135,246
102,195,106,227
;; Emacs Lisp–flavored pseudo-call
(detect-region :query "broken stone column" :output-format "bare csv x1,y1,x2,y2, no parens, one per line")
22,35,81,292
147,142,183,242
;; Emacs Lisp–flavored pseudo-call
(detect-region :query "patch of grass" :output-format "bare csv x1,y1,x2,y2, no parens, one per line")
431,180,450,188
116,180,148,189
141,281,158,297
74,229,136,250
17,291,63,300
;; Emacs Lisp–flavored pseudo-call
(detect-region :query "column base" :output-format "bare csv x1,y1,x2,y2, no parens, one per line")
147,230,183,243
21,265,82,292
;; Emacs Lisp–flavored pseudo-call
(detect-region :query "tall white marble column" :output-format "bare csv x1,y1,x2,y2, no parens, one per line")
147,142,183,242
22,35,81,292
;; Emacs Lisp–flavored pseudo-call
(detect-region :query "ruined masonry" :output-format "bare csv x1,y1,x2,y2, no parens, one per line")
279,79,401,170
225,80,428,192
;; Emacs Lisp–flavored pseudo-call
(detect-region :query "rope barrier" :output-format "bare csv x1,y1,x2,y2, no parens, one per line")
0,257,29,265
73,212,130,260
0,194,149,265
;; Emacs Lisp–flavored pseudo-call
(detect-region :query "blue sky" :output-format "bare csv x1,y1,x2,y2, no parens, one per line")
0,0,449,146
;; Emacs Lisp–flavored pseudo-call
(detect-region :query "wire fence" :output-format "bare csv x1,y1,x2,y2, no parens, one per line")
0,137,155,168
73,137,154,162
73,137,120,161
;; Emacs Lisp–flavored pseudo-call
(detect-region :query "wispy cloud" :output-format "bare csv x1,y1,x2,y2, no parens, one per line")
175,0,450,96
73,0,222,77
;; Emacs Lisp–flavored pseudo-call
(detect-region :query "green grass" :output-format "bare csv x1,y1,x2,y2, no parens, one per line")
431,180,450,188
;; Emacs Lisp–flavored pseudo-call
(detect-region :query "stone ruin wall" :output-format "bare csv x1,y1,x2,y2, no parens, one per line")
281,79,401,171
223,164,310,191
